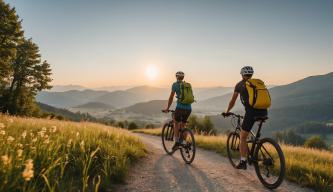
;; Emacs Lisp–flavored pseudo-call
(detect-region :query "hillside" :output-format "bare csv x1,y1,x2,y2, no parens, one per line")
73,102,114,109
37,85,234,109
38,103,97,122
122,100,175,115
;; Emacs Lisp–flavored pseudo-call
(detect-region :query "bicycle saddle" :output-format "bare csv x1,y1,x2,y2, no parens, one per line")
254,116,269,122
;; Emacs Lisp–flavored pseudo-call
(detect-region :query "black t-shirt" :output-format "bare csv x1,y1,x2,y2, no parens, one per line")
234,80,248,107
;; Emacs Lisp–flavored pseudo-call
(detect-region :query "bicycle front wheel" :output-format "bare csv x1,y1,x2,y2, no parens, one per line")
226,132,241,168
180,128,196,164
254,137,285,189
161,122,174,155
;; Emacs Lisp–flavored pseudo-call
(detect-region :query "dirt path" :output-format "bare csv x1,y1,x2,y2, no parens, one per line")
116,133,313,192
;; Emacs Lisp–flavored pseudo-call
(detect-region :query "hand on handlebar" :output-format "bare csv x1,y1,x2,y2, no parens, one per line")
222,112,231,117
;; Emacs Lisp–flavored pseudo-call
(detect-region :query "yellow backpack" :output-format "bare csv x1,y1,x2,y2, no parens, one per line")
245,79,271,109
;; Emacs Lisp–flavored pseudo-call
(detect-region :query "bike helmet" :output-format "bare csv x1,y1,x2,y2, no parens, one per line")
175,71,185,78
240,66,254,76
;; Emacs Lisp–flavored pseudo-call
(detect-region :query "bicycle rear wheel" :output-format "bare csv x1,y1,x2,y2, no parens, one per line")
162,122,174,155
180,128,196,164
253,138,285,189
226,132,241,168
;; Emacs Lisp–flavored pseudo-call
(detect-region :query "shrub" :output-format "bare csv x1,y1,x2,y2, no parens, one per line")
304,136,329,150
128,122,138,130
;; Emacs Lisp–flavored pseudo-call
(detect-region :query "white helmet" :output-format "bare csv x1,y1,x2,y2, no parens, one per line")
240,66,254,76
175,71,185,78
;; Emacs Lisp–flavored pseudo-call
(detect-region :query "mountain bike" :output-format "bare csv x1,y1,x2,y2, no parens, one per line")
222,112,285,189
161,110,196,164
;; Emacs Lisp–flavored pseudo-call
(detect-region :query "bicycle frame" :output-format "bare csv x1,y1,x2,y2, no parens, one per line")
233,115,268,165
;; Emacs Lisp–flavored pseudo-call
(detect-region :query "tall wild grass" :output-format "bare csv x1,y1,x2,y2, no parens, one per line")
0,114,146,192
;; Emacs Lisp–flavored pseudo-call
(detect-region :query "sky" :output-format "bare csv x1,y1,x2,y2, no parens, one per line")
5,0,333,88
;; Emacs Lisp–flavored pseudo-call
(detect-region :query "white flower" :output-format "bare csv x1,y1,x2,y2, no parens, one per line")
0,130,6,135
1,155,11,166
17,149,23,158
76,132,80,137
42,127,47,132
32,138,37,143
0,123,5,129
17,143,23,148
8,119,14,123
51,126,57,133
22,159,34,181
80,140,85,151
22,131,27,139
7,136,15,142
67,139,72,148
43,138,50,144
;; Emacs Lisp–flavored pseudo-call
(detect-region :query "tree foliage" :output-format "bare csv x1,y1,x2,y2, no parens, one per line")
303,136,328,150
273,129,305,146
0,1,52,116
188,115,216,135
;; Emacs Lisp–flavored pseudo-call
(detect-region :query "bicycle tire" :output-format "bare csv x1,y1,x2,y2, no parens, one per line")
253,137,285,189
180,128,196,164
162,122,174,155
226,132,241,168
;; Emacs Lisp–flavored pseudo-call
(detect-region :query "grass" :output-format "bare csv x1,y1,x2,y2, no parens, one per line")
0,114,146,192
133,128,333,192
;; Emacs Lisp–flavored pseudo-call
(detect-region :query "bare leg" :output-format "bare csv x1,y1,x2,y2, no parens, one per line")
240,130,249,159
174,121,180,142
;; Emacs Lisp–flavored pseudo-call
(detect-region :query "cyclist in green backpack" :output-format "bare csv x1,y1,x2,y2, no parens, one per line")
163,71,194,150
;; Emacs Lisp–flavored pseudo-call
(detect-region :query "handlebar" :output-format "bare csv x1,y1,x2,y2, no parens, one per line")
221,112,243,119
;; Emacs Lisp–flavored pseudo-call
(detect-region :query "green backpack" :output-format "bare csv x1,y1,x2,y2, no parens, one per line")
179,81,195,104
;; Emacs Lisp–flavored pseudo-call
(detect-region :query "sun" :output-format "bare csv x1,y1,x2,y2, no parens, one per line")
145,65,158,80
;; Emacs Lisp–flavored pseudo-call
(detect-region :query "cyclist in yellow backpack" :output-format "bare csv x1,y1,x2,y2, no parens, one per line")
224,66,269,170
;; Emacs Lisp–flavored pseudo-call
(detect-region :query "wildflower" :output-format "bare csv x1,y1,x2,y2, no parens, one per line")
22,131,27,139
0,130,5,135
17,143,23,148
76,132,80,137
43,138,50,144
67,139,72,148
80,140,85,151
1,155,11,166
0,123,5,129
37,131,45,138
32,138,37,143
8,119,14,123
42,127,47,132
51,126,57,133
22,159,34,181
7,136,15,142
17,149,23,158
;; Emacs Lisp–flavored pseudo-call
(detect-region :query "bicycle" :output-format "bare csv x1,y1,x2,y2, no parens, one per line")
222,112,285,189
161,110,196,164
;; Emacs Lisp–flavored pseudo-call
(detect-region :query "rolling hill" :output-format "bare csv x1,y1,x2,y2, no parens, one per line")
36,85,234,109
122,100,175,115
73,102,114,109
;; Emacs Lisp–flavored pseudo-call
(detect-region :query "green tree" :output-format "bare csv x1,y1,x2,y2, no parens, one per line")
0,0,24,100
303,136,328,150
128,122,138,130
202,116,216,135
273,129,305,146
3,39,52,115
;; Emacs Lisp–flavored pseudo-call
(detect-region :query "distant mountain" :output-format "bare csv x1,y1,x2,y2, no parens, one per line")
36,90,109,108
38,103,97,122
194,87,233,100
122,100,175,115
73,102,114,109
49,85,88,92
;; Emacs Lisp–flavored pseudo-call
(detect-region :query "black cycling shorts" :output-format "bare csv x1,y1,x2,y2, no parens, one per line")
174,108,191,123
242,108,268,132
